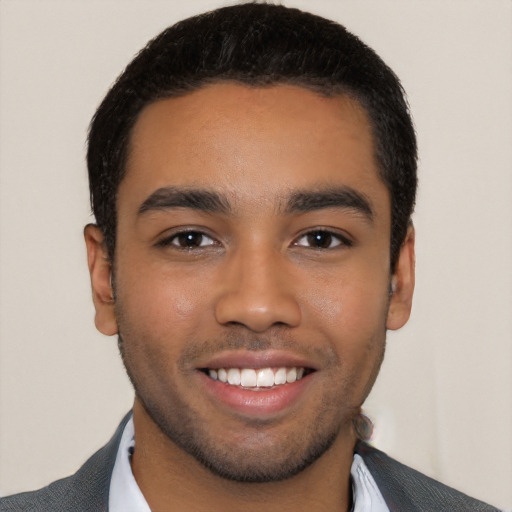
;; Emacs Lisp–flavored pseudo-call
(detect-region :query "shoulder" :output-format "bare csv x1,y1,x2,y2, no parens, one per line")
355,442,501,512
0,413,130,512
0,474,81,512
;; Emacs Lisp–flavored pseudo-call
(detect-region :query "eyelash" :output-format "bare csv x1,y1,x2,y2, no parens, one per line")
156,229,219,250
293,229,353,250
156,228,353,251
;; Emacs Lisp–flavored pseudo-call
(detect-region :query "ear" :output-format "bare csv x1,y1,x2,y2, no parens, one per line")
386,224,415,330
84,224,118,336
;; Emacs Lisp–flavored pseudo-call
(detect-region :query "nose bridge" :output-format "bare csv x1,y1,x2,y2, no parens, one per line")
214,241,301,332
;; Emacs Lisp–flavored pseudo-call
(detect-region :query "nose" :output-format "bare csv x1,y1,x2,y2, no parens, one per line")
214,247,302,332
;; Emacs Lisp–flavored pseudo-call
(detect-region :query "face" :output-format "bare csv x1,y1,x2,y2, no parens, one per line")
86,83,414,482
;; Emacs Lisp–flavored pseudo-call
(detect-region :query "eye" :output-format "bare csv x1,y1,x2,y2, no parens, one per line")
294,230,352,249
158,230,217,249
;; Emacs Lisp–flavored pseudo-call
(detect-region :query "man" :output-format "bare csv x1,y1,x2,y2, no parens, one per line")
0,3,501,511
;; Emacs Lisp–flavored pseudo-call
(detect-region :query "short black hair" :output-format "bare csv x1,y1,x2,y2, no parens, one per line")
87,2,417,269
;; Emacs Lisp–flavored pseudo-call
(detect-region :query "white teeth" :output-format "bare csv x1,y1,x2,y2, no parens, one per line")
240,368,257,387
286,367,297,383
227,368,241,385
274,367,287,385
209,366,307,387
256,368,274,387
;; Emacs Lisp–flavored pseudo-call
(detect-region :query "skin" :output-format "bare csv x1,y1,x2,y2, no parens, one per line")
85,83,415,512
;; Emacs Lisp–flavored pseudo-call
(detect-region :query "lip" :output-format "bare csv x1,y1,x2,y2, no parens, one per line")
197,370,313,416
196,350,317,416
198,349,319,371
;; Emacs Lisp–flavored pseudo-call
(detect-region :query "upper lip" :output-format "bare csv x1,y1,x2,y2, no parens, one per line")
198,350,319,371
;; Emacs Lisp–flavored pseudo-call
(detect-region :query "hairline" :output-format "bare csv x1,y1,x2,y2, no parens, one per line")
87,4,417,273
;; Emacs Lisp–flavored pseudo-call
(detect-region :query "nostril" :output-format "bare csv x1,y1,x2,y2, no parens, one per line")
214,295,302,332
224,320,246,328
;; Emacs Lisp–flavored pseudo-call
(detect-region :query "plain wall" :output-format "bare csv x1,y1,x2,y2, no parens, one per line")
0,1,511,509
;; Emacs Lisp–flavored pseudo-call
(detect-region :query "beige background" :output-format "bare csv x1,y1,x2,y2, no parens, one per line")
0,0,511,509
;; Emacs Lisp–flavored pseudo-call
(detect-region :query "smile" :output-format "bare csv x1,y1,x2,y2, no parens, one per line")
206,367,307,388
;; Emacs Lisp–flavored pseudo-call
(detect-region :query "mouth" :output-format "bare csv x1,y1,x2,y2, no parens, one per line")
196,351,318,416
201,366,313,389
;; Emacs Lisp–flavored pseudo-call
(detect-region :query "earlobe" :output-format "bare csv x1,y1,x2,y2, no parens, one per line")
84,224,118,336
386,225,415,331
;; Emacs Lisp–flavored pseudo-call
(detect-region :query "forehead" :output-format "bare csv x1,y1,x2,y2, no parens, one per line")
122,83,387,217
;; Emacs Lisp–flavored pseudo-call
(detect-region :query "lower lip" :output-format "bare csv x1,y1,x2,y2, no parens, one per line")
197,371,312,416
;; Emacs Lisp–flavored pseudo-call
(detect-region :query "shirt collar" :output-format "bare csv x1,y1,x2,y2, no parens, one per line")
351,453,390,512
109,415,151,512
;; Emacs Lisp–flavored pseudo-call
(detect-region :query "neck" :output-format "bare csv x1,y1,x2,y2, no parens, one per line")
130,400,356,512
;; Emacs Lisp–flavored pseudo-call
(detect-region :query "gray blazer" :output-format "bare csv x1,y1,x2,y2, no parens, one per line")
0,412,500,511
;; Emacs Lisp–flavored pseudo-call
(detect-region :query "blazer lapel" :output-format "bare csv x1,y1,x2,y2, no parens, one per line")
355,442,420,511
355,442,500,512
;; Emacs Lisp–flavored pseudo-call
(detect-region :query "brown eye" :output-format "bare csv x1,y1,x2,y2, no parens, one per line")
162,231,216,249
307,231,334,248
295,230,352,249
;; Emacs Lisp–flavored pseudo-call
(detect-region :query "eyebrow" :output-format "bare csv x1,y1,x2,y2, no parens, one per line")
138,185,374,221
138,187,230,215
284,187,374,221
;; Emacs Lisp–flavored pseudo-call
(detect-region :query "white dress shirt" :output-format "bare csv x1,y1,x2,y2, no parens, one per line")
109,416,389,512
109,417,150,512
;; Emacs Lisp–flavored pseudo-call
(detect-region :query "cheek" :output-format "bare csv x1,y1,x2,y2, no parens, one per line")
166,287,201,320
300,267,389,331
339,285,389,353
300,287,342,328
115,263,215,341
301,269,389,386
114,270,214,391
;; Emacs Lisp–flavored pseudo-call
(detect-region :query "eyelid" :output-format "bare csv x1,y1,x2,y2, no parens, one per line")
292,228,353,249
155,227,220,249
155,226,352,250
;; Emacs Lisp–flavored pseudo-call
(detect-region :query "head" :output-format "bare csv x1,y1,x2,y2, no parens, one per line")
85,3,417,485
87,2,417,269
